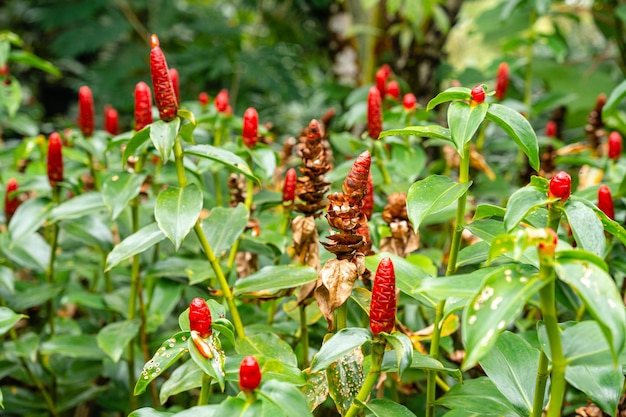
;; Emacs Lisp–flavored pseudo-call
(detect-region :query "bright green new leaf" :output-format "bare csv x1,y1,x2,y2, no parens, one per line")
159,360,202,405
448,101,488,152
237,332,298,367
426,87,472,111
366,253,433,305
122,126,151,162
155,184,203,250
150,118,180,164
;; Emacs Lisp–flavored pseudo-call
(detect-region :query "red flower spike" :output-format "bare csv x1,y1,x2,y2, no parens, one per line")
104,105,119,135
47,132,64,187
239,356,262,392
375,68,387,96
214,89,229,113
198,92,209,106
545,121,557,138
386,80,400,100
343,151,371,197
598,185,615,220
169,68,180,105
548,171,571,202
403,93,417,111
495,62,509,101
370,257,396,336
283,168,297,203
190,331,213,359
608,131,622,161
78,86,95,137
380,64,392,78
4,178,20,222
149,34,179,122
362,172,374,219
188,297,212,338
307,119,322,141
134,81,153,131
470,85,485,104
242,107,259,148
367,86,382,140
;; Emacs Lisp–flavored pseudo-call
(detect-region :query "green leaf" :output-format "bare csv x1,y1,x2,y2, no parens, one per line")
437,377,520,417
150,119,180,164
566,365,623,416
462,265,546,370
504,186,550,232
187,336,225,391
366,253,433,305
362,398,418,417
406,175,472,231
155,184,203,250
473,204,506,220
413,268,496,301
101,172,146,220
7,283,61,311
258,379,314,417
250,147,277,180
554,258,626,360
486,103,540,171
106,223,166,271
379,125,452,143
570,195,626,248
326,348,364,415
61,216,113,250
122,126,152,162
457,241,490,267
49,192,105,222
0,307,26,337
237,332,298,367
0,266,14,293
382,332,413,377
39,335,105,359
448,101,488,152
602,79,626,120
159,360,202,405
480,332,541,416
128,408,174,417
185,144,258,183
8,197,52,244
96,319,141,363
426,87,472,111
311,328,372,372
9,50,60,77
563,199,605,257
201,204,249,257
234,265,317,297
0,76,21,117
134,331,189,395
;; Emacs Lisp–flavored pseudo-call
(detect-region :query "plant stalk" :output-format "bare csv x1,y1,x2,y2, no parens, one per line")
335,302,348,333
300,304,310,368
373,140,391,185
198,373,212,405
344,340,386,417
531,351,549,417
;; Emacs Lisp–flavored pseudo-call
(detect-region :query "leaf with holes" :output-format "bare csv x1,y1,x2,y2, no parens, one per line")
326,348,364,415
134,332,189,395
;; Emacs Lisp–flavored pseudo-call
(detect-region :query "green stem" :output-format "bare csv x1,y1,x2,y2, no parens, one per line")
344,340,385,417
373,141,391,185
46,186,61,337
214,172,223,207
531,351,549,417
227,178,255,270
299,304,310,368
280,203,293,236
425,300,445,417
474,121,489,154
198,373,212,405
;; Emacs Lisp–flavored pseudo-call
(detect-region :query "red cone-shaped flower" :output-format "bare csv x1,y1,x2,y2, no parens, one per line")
598,184,615,220
242,107,258,148
283,168,297,203
375,67,387,97
78,86,95,137
608,131,622,161
47,132,64,187
362,172,374,219
495,62,509,101
470,84,485,104
387,80,400,100
548,171,571,202
134,81,153,131
367,86,382,139
403,93,417,111
104,105,119,135
545,121,557,138
214,89,229,113
239,356,261,392
150,34,178,122
189,298,212,338
370,257,396,335
4,178,20,222
169,68,180,105
343,151,371,198
198,92,209,106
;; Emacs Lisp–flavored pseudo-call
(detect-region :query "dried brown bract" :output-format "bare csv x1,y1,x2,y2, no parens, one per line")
380,192,419,257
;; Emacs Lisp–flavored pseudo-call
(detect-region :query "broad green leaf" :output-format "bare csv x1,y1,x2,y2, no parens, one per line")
202,204,249,257
185,144,258,183
159,360,202,405
262,358,306,385
406,175,472,231
413,267,497,300
462,265,546,370
473,204,506,220
106,223,166,271
326,348,363,415
8,197,51,243
554,258,626,359
366,253,433,305
134,331,189,395
128,408,174,417
563,199,605,257
602,79,626,120
122,126,151,162
448,101,488,152
426,87,472,111
570,195,626,248
101,172,146,220
39,335,105,359
145,280,184,334
237,332,298,367
96,319,141,363
382,332,413,377
0,266,14,293
566,365,624,416
379,125,452,142
234,265,317,297
155,184,203,250
0,232,50,272
362,398,418,417
311,328,372,372
480,332,541,416
49,192,105,222
0,307,26,337
437,377,520,417
3,332,40,363
150,119,180,164
8,283,61,311
486,104,539,171
457,241,490,267
192,397,256,417
187,336,225,391
504,186,550,232
61,215,113,250
258,379,314,417
250,147,277,180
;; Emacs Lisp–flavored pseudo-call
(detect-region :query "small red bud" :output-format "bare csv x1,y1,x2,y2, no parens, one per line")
367,86,382,140
189,297,212,338
495,62,509,101
242,107,259,148
198,92,209,106
548,171,571,202
386,80,400,100
104,105,119,135
403,93,417,111
362,172,374,219
134,81,153,131
307,119,322,141
47,132,64,187
4,178,20,222
214,89,229,113
470,85,485,104
608,131,622,160
78,86,95,137
239,356,262,392
283,168,297,203
545,121,557,138
149,34,179,122
370,257,396,335
169,68,180,105
343,151,371,197
375,68,388,97
598,184,614,220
